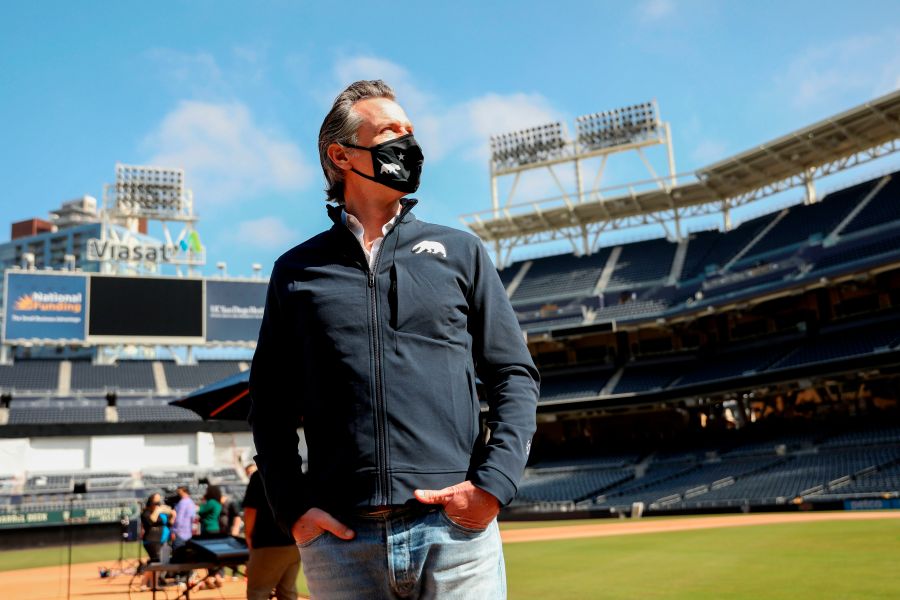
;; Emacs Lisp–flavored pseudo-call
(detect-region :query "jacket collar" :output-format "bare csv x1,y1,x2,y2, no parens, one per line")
326,197,418,227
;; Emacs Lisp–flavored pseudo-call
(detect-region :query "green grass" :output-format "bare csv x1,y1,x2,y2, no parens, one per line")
504,519,900,599
0,541,128,572
3,517,898,599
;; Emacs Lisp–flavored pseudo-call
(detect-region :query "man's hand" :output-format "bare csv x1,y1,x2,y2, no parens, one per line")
291,508,355,545
414,481,500,530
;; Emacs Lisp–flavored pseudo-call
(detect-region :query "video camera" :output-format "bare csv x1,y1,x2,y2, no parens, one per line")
164,489,181,508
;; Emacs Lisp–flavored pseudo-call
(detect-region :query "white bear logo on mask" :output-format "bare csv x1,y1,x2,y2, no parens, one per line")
412,241,447,259
379,161,402,175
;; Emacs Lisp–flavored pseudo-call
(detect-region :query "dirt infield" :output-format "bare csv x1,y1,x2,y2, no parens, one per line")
2,511,898,599
0,561,261,600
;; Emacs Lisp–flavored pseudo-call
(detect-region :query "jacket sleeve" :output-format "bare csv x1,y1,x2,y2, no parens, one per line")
248,268,310,535
466,240,539,505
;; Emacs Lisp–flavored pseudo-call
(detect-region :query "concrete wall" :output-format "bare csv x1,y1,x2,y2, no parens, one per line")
0,432,262,475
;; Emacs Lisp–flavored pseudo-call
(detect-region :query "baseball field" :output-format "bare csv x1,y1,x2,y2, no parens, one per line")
1,512,898,599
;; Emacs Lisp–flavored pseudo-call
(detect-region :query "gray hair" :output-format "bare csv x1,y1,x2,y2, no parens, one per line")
318,80,396,203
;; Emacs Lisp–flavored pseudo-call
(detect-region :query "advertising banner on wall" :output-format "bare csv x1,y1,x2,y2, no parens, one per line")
3,271,87,342
0,504,140,530
205,280,267,342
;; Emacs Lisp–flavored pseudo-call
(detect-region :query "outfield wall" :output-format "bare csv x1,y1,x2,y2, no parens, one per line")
0,431,255,475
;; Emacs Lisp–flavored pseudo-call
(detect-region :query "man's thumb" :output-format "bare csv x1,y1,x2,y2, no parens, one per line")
316,512,355,540
414,487,453,504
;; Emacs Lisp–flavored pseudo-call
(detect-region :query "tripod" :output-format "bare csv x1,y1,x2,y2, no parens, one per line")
108,503,142,577
66,483,87,600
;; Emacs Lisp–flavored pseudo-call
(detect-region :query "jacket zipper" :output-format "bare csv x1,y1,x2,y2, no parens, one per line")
368,255,390,505
366,202,414,506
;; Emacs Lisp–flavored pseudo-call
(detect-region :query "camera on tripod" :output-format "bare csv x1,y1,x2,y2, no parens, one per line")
164,489,181,509
119,512,130,541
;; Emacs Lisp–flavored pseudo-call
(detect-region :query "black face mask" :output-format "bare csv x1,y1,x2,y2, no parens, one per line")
343,133,424,194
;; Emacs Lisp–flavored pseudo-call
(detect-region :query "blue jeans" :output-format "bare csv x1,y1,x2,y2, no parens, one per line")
298,506,506,599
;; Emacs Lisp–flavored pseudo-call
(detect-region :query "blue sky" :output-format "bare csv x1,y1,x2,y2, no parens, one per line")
2,1,899,275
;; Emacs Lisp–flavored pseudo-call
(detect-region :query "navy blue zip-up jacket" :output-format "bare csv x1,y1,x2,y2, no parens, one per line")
248,199,539,533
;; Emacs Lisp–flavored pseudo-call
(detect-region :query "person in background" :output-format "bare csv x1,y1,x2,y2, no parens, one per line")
196,484,224,590
219,490,243,581
220,491,243,536
243,462,299,600
139,492,175,591
171,486,196,585
171,486,196,550
198,484,223,535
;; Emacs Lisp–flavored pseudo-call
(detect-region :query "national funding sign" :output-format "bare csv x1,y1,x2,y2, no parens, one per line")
205,280,267,342
3,271,87,342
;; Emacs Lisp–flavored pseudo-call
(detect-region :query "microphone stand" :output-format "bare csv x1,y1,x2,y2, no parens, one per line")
66,482,87,600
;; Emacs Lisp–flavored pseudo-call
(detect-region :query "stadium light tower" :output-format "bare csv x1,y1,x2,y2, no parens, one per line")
484,100,677,266
99,164,205,277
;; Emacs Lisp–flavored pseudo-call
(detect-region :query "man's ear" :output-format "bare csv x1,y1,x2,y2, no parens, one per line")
327,143,353,172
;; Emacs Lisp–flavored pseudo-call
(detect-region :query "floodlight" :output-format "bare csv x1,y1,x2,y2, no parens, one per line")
114,164,185,216
576,101,660,151
490,122,567,170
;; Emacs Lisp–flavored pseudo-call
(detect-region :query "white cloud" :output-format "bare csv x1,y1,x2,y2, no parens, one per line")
448,93,563,161
330,55,562,163
142,100,314,205
776,32,900,111
636,0,675,22
333,55,432,114
236,216,298,250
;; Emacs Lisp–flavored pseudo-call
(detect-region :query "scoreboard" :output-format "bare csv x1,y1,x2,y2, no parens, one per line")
2,270,266,346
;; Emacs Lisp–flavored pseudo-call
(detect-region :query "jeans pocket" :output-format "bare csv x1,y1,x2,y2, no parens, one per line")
296,530,327,548
438,507,490,535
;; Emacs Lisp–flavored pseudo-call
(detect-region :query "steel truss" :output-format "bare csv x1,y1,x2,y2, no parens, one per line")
463,90,900,268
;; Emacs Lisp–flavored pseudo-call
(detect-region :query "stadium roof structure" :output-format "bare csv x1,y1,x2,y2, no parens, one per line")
461,89,900,266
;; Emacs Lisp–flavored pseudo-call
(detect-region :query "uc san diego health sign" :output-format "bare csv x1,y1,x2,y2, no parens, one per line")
3,271,87,342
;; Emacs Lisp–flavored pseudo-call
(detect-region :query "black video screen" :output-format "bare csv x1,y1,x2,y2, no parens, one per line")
88,276,203,338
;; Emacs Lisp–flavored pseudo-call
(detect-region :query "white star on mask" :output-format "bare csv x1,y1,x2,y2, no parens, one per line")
398,153,404,161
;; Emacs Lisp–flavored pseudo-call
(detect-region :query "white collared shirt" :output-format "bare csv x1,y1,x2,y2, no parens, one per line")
341,208,401,270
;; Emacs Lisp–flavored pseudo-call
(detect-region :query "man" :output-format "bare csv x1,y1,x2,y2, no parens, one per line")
243,462,300,600
171,486,196,550
219,492,242,537
249,79,539,599
219,492,243,580
170,486,196,586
